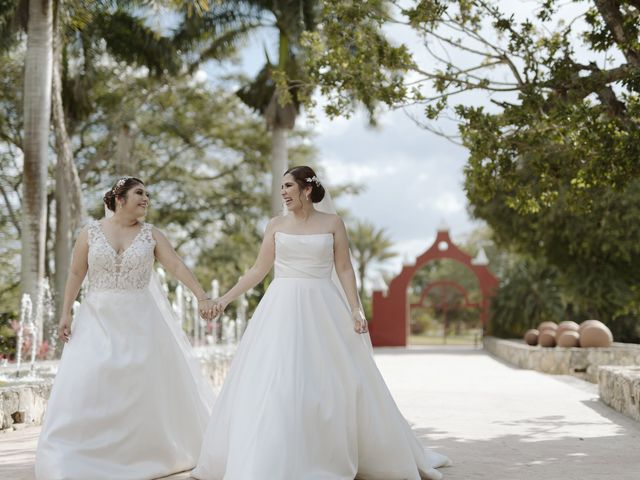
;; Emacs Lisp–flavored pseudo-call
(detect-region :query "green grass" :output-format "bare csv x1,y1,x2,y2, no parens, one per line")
409,333,481,346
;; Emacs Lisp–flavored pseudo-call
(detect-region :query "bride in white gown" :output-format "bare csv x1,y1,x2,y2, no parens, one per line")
35,176,217,480
193,166,450,480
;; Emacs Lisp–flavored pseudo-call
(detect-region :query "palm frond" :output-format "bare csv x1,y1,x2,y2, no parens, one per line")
95,9,181,76
0,0,27,51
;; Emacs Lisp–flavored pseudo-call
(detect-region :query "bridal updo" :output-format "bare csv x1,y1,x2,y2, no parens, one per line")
284,166,325,203
103,176,145,212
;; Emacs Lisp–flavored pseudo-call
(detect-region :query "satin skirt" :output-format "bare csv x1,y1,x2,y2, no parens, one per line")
193,277,450,480
35,289,210,480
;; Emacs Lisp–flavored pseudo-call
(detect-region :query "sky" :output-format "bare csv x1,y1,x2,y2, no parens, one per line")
201,1,596,282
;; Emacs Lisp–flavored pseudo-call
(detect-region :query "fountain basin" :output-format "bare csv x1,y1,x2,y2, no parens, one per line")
1,380,53,429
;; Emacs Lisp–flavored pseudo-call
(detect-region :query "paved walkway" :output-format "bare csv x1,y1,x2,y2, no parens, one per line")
2,346,639,479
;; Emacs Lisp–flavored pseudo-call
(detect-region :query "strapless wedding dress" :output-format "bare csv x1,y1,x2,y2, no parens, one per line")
193,232,449,480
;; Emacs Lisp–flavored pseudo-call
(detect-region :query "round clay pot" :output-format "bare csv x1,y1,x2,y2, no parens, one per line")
524,329,539,346
579,319,605,332
579,324,613,348
556,320,580,340
537,321,558,333
538,330,557,347
557,330,580,348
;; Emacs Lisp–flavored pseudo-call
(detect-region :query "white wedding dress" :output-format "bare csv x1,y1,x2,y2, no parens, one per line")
193,232,450,480
35,221,214,480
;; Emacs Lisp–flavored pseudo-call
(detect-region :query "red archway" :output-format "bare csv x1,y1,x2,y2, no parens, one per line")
370,227,498,347
410,279,481,340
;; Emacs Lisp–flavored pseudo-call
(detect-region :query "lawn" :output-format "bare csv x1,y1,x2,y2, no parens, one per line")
408,332,482,346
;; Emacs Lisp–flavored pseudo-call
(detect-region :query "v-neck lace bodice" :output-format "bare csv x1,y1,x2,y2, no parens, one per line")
87,220,156,291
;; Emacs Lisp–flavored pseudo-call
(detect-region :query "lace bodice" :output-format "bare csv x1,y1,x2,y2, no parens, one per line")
274,232,334,279
87,221,156,291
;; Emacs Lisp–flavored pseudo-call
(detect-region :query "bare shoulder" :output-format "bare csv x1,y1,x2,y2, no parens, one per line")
267,215,287,232
76,224,90,241
322,213,344,232
150,225,168,241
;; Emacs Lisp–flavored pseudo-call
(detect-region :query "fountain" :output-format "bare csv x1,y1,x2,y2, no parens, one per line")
222,316,236,346
42,279,57,360
191,292,200,346
14,293,32,377
157,267,169,295
236,294,248,341
175,283,184,327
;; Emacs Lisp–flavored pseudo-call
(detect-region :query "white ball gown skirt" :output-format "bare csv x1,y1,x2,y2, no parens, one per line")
35,287,212,480
192,276,450,480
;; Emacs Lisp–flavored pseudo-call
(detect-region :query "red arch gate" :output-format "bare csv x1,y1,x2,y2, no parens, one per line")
370,227,498,347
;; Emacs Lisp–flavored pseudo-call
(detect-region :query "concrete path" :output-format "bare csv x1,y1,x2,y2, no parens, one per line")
2,346,639,479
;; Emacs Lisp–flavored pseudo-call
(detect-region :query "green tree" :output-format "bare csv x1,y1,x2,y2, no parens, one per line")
188,1,415,215
488,258,564,338
348,220,395,298
16,0,53,340
229,0,319,215
390,1,640,332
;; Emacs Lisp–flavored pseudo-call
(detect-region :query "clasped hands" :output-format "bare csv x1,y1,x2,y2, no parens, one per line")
198,298,225,320
199,298,367,333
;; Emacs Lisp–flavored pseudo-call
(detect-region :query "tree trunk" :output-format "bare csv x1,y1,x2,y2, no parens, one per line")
358,262,366,299
52,0,83,324
115,123,135,174
268,29,295,217
21,0,53,343
270,126,287,216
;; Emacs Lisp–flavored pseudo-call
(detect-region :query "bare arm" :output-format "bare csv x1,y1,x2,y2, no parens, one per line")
219,219,278,309
58,226,89,342
333,216,368,333
153,227,209,300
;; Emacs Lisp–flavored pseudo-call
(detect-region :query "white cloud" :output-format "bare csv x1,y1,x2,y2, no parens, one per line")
310,104,481,268
433,192,465,215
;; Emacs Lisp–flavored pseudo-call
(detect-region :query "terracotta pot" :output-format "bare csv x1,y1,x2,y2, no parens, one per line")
579,324,613,348
538,330,557,347
556,320,580,340
557,330,580,348
524,329,539,346
578,319,605,332
537,321,558,332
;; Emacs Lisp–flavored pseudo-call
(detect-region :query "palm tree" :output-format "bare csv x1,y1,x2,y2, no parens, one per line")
348,220,396,298
19,0,53,343
234,0,318,215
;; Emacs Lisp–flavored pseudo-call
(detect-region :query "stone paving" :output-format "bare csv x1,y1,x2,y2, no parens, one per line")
1,345,639,480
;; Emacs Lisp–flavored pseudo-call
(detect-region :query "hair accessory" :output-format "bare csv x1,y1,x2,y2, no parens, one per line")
305,176,321,187
113,176,132,193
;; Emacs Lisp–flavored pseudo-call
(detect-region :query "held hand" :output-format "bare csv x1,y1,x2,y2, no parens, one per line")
198,298,218,320
58,314,72,343
352,308,368,334
214,298,228,317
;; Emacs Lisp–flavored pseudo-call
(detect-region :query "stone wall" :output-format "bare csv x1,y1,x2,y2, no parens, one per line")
599,366,640,422
483,336,640,383
0,381,53,430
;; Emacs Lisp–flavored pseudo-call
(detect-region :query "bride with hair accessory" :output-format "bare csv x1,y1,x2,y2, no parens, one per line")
193,166,450,480
35,176,217,480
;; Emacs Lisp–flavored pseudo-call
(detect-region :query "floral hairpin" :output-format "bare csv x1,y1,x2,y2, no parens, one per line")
305,176,321,187
113,176,132,192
